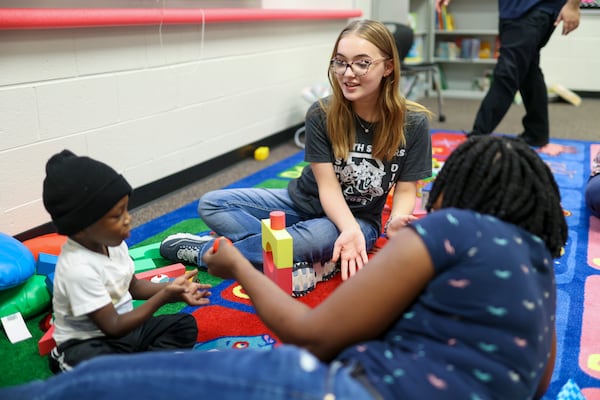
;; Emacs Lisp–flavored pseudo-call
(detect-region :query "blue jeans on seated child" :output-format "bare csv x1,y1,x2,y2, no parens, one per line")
197,188,380,269
1,345,376,400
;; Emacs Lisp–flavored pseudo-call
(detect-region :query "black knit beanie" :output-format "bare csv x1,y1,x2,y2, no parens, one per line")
42,150,133,236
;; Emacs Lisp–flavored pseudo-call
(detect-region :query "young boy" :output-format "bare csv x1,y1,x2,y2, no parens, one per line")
42,150,211,373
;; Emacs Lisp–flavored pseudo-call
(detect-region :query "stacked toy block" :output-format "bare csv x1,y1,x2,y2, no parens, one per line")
261,211,293,295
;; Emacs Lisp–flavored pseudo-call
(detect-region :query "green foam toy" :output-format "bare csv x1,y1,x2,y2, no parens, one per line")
0,275,51,319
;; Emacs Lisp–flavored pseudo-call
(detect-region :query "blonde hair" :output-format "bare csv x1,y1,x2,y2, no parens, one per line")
323,19,431,161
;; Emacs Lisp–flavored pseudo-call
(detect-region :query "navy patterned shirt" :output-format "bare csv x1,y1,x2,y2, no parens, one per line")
338,208,556,399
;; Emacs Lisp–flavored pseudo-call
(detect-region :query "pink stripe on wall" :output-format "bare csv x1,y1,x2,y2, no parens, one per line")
0,8,362,30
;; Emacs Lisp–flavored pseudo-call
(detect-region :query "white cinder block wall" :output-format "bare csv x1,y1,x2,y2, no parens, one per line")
541,11,600,92
0,1,376,236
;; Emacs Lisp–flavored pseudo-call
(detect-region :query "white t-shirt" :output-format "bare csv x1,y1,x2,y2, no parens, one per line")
52,238,134,345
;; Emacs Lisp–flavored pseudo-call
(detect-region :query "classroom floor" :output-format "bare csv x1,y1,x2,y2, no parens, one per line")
130,96,600,228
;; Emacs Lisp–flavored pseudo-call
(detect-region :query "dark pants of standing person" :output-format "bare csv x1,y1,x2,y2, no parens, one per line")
471,8,557,146
49,313,198,374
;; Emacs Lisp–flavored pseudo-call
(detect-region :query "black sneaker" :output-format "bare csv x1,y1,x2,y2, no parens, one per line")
159,233,214,265
464,130,487,138
518,133,549,147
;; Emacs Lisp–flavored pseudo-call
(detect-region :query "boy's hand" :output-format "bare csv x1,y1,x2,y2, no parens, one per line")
165,270,211,306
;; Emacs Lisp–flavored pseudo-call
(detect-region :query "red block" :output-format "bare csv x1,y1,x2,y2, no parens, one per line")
263,251,292,294
38,325,55,356
135,263,185,281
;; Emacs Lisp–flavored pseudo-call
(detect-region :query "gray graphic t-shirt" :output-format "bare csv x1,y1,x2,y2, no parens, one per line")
288,100,432,232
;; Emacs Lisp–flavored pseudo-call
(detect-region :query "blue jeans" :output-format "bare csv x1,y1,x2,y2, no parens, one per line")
1,345,375,400
195,188,380,269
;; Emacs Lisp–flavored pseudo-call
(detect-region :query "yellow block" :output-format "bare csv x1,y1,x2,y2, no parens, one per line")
261,218,293,269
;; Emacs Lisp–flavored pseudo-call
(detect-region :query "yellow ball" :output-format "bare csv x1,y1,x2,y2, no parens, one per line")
254,146,269,161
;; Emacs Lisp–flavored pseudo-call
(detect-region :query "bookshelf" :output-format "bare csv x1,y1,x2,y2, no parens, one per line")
434,0,499,98
401,0,599,96
409,0,499,99
407,0,433,64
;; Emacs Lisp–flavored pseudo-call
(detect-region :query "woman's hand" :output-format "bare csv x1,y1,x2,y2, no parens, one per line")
310,162,368,280
331,226,369,280
386,182,419,238
384,214,417,239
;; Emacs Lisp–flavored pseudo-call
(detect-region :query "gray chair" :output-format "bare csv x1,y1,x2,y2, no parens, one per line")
384,22,446,122
293,84,330,148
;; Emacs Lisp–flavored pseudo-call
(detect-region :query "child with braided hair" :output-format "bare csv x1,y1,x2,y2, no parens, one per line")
1,136,566,400
429,136,567,254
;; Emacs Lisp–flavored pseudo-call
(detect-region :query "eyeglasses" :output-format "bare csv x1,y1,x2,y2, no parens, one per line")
329,57,389,77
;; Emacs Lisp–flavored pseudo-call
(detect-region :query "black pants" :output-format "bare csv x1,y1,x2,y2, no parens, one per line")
49,313,198,374
472,8,557,145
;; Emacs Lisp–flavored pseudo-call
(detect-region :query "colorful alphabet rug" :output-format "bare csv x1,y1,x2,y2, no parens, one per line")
126,131,600,399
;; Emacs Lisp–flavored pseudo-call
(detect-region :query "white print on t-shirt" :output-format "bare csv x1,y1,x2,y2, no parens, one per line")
352,143,406,158
334,151,400,206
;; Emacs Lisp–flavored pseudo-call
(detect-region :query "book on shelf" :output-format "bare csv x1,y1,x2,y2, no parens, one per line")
459,38,481,59
436,38,496,61
406,36,424,63
436,41,459,60
437,65,448,90
408,12,417,30
479,41,492,59
435,5,454,31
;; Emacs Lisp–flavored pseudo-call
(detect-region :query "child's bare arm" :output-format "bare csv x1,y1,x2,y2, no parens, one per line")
88,290,171,337
129,270,211,303
89,270,210,337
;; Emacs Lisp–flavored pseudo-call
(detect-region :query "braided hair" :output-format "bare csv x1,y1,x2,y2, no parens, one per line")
426,135,567,258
